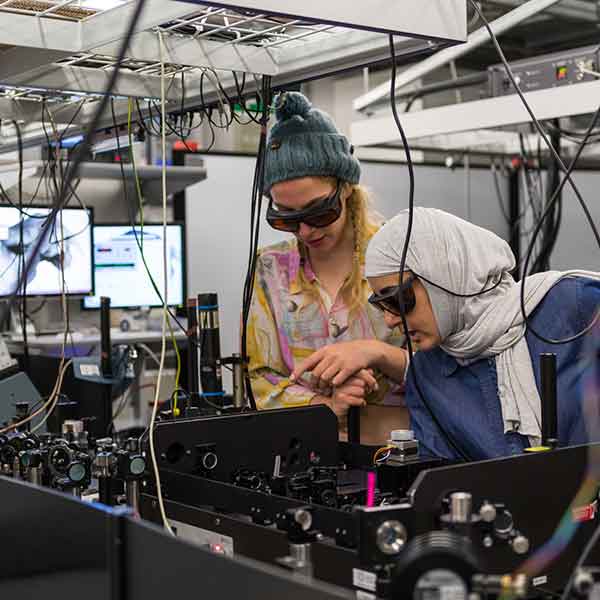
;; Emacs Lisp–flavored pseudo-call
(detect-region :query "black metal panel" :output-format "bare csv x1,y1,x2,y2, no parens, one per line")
140,495,360,589
152,406,339,480
123,517,353,600
0,475,114,599
409,443,600,591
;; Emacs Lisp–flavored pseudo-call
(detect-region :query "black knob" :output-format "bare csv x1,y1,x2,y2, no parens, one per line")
0,444,16,464
49,446,72,474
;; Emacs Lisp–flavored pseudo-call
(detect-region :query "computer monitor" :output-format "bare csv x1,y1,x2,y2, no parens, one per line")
83,224,186,309
0,205,94,298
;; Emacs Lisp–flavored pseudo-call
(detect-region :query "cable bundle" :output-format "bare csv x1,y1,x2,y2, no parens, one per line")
240,75,272,412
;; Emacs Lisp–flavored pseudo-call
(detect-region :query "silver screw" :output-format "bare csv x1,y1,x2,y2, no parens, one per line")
483,535,493,548
294,509,313,531
376,520,407,555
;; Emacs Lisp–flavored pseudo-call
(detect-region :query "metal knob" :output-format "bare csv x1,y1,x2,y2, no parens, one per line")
294,509,313,532
479,502,497,523
511,535,530,555
573,569,595,596
450,492,472,523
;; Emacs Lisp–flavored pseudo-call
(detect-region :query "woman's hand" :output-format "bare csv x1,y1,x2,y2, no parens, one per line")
310,374,369,418
292,340,381,388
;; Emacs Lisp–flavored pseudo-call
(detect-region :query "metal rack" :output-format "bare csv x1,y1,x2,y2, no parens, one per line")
0,0,467,151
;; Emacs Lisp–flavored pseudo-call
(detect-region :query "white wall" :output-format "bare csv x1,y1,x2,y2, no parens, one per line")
185,154,288,391
545,172,600,272
185,154,510,388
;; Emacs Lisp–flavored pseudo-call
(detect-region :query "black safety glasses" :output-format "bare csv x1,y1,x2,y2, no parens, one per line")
368,275,417,316
266,182,342,233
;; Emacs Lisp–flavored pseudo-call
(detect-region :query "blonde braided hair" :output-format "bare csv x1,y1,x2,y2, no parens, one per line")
297,179,381,314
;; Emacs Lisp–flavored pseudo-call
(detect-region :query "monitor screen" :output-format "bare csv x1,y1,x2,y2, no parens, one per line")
0,205,93,297
83,224,185,309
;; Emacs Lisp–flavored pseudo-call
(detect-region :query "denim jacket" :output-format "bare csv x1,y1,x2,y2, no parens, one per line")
405,277,600,460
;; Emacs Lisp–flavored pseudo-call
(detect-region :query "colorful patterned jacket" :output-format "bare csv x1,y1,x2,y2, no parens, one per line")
247,238,404,409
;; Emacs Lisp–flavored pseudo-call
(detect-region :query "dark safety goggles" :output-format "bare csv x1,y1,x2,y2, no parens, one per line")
368,275,417,316
266,182,343,233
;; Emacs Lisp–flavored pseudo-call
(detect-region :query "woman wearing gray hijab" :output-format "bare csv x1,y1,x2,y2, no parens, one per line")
291,207,599,460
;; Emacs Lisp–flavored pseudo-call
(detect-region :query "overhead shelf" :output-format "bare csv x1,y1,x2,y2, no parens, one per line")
0,0,467,99
0,160,207,205
0,0,467,152
0,0,466,87
351,79,600,156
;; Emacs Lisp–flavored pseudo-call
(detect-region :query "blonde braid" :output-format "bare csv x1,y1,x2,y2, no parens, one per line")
294,180,381,314
341,184,381,314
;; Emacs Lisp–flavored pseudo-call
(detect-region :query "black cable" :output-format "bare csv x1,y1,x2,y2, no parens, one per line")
40,106,91,237
240,75,272,412
469,0,600,251
232,71,262,125
199,70,237,130
389,35,470,462
415,270,504,299
27,298,47,316
545,120,600,140
0,0,148,328
468,0,600,345
11,119,29,374
0,181,49,218
520,104,600,345
402,72,488,113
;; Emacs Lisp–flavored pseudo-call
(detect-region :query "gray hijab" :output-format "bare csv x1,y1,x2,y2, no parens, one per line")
365,207,600,444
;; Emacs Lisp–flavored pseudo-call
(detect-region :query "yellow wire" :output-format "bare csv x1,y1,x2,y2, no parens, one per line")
373,445,395,465
168,316,182,417
127,98,181,416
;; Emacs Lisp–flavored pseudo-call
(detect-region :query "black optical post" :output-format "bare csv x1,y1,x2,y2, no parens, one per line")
100,296,114,434
540,353,558,448
186,296,200,407
348,406,360,444
198,293,225,407
100,296,112,378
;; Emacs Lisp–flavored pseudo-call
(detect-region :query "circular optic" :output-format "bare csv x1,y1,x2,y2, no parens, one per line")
376,520,407,555
67,462,87,483
129,456,146,476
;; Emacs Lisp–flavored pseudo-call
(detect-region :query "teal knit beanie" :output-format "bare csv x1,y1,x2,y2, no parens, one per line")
264,91,361,194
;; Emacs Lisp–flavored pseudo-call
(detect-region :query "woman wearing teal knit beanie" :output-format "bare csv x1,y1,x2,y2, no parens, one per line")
246,91,408,443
